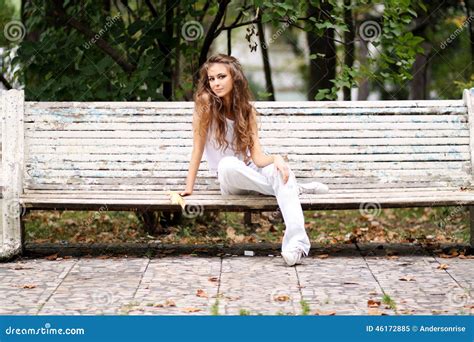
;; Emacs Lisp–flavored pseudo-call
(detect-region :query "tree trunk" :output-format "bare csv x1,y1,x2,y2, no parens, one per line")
343,0,354,101
357,39,369,100
161,0,175,100
466,0,474,75
410,41,431,100
410,11,431,100
257,18,275,100
306,1,336,100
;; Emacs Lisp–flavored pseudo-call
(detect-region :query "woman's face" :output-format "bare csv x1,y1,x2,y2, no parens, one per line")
207,63,233,99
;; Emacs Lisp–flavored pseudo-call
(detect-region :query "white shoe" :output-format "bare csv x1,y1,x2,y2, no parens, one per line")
281,249,304,266
298,181,329,195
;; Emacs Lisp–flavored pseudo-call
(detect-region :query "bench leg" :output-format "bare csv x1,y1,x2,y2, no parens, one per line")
470,206,474,249
0,199,23,261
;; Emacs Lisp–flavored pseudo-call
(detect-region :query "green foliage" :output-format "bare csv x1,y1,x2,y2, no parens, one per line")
2,0,466,101
300,300,311,315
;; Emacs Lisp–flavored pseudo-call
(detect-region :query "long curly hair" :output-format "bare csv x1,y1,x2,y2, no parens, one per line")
194,54,257,163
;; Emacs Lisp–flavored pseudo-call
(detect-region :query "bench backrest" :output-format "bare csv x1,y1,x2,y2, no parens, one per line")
2,90,474,194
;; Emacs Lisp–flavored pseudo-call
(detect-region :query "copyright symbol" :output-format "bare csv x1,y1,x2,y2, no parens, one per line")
412,326,418,332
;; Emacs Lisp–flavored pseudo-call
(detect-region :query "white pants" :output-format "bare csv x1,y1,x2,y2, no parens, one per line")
217,156,310,255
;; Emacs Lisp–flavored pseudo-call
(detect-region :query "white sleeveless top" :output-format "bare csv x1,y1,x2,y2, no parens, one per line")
203,117,250,175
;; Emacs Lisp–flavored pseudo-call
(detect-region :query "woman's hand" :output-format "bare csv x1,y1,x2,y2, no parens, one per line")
180,188,193,196
273,155,289,184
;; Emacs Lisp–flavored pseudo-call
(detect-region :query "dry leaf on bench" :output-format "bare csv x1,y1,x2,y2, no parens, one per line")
168,191,185,209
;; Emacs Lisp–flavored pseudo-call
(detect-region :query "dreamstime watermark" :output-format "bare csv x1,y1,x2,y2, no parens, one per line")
3,20,26,42
359,201,382,217
181,21,204,42
262,16,297,49
440,15,474,50
5,199,27,219
436,203,466,229
446,284,473,307
359,20,381,42
4,322,85,336
182,204,204,219
85,205,108,226
83,15,121,50
91,289,114,306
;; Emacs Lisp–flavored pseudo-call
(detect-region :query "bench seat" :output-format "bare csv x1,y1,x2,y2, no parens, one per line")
21,187,474,211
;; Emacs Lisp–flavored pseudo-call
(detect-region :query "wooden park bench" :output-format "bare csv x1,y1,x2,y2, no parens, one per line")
2,89,474,260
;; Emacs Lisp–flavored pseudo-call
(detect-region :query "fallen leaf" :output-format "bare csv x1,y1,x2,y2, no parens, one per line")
459,255,474,259
153,299,176,308
196,289,208,298
316,254,329,259
168,191,185,209
226,227,245,243
45,253,58,261
437,264,449,270
13,266,32,270
388,255,399,260
449,248,459,256
314,309,336,315
367,299,381,308
182,307,202,313
208,277,219,282
22,284,37,289
274,295,290,302
399,276,416,282
439,253,456,258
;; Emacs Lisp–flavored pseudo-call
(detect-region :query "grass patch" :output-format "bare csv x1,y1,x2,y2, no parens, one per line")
300,300,311,315
239,309,251,316
382,294,397,310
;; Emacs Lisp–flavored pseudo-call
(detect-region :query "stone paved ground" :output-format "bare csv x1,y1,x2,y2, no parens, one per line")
0,245,473,316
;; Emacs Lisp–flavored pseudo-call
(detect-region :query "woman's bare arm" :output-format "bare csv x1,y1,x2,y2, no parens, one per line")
249,109,289,183
181,106,207,196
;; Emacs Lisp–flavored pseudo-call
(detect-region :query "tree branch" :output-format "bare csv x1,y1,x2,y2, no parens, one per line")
145,0,158,17
197,0,231,75
53,1,136,74
0,74,12,90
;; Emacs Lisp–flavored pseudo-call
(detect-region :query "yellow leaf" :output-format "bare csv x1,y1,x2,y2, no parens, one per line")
168,191,185,209
437,264,449,270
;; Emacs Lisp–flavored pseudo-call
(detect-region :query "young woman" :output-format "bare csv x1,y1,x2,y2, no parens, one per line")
180,54,328,266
